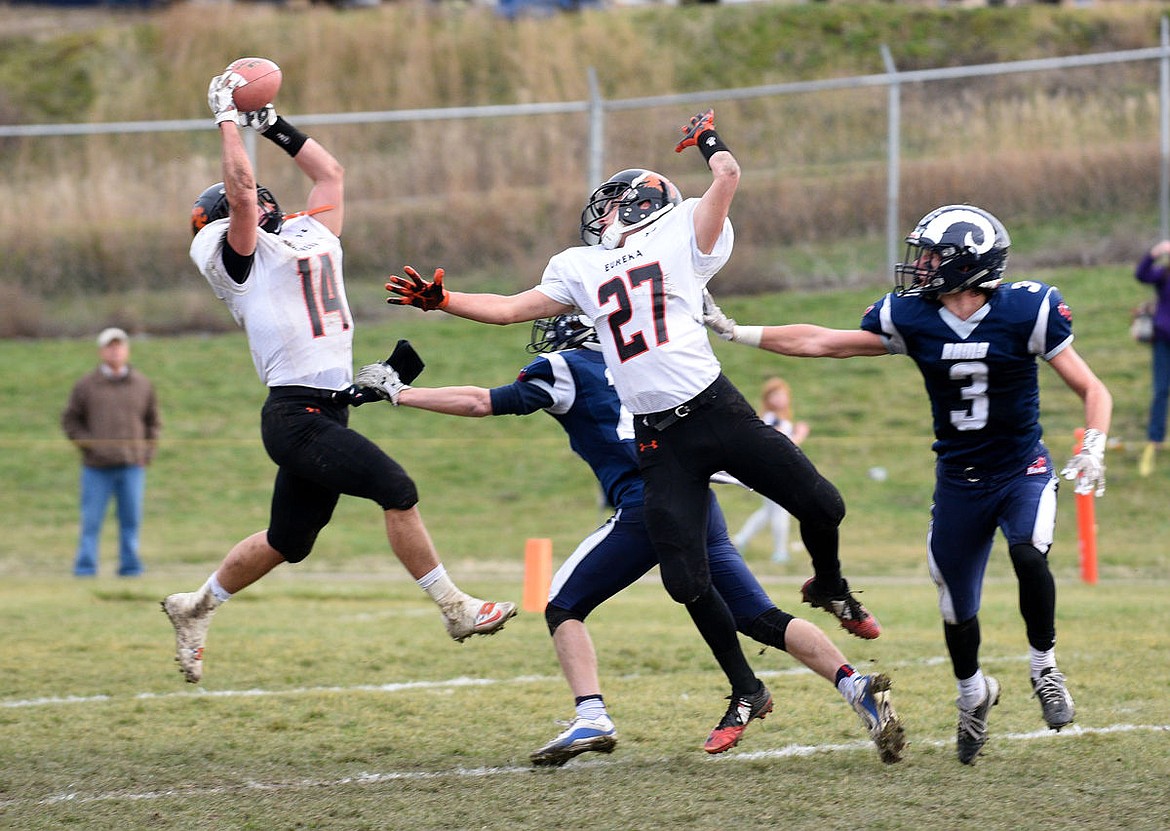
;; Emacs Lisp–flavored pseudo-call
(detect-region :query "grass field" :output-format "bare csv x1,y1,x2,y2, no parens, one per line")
1,268,1169,829
1,577,1167,830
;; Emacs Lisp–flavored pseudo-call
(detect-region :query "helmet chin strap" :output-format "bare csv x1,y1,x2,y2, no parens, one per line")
600,204,675,249
600,222,633,250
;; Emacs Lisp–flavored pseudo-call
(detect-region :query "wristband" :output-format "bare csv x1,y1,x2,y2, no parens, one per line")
734,325,763,348
262,116,309,157
696,129,731,163
1081,428,1107,460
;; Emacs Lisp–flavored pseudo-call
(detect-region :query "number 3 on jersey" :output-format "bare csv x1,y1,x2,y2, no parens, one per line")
598,263,668,361
298,253,350,337
949,360,989,431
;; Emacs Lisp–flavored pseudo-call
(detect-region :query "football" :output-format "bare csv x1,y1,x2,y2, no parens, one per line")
225,57,282,112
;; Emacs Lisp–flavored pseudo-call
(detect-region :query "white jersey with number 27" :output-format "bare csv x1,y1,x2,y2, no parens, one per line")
536,199,733,415
191,214,354,391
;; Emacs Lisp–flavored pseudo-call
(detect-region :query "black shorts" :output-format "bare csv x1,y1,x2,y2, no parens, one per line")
259,386,418,562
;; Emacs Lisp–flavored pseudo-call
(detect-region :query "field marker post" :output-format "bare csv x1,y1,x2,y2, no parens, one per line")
1072,429,1099,585
523,538,553,612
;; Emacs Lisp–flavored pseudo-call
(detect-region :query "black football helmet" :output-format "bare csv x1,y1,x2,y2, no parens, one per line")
190,181,284,237
580,168,683,249
894,204,1010,298
527,313,599,354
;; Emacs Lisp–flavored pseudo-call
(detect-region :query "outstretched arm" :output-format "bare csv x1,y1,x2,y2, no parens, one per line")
219,121,261,258
444,287,570,325
676,109,739,255
386,267,572,324
702,291,886,357
247,103,344,237
757,324,887,358
397,386,495,418
293,138,345,237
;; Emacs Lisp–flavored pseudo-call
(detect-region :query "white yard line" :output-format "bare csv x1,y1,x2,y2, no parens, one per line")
3,723,1166,810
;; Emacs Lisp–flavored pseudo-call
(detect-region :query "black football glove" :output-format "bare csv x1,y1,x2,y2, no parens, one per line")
386,339,425,384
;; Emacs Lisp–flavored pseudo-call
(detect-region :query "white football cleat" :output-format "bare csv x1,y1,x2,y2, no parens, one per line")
442,597,517,643
530,715,618,767
161,590,218,684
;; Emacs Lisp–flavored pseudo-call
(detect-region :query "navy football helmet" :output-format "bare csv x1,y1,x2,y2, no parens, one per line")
190,181,283,237
580,168,682,249
894,205,1010,298
527,313,599,354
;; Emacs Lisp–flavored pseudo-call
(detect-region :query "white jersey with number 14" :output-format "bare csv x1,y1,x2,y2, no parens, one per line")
191,214,354,391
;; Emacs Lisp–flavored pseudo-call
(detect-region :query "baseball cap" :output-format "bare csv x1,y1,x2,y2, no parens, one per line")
96,327,129,347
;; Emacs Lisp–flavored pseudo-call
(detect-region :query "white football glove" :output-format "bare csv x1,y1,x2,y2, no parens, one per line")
701,289,737,341
207,72,245,125
701,288,763,347
355,362,410,405
237,104,277,133
1060,428,1107,497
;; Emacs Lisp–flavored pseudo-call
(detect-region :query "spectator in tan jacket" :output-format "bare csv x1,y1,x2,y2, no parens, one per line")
62,328,160,577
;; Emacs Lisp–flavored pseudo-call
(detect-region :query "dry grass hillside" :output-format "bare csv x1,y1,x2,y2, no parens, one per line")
1,0,1168,335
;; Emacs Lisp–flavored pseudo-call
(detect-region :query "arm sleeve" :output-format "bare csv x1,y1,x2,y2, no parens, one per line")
221,238,255,284
487,357,560,416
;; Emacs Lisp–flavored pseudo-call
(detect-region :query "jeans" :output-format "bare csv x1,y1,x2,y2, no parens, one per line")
73,464,146,577
1148,338,1170,443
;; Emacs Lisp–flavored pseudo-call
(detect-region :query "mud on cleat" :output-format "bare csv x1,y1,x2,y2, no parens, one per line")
161,590,218,684
848,673,906,764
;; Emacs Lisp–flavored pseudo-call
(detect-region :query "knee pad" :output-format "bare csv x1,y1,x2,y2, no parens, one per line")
266,527,317,564
1009,543,1049,578
377,473,419,512
661,570,707,605
544,603,585,636
817,478,847,527
745,607,794,652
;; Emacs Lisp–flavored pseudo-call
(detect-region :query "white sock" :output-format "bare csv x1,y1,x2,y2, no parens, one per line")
957,670,987,709
575,696,608,721
1029,647,1056,680
203,573,231,605
417,564,463,605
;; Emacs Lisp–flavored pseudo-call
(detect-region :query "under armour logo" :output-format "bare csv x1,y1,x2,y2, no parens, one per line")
638,440,659,452
703,135,717,147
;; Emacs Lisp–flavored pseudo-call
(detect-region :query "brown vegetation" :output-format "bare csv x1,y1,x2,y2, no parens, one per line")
0,1,1167,335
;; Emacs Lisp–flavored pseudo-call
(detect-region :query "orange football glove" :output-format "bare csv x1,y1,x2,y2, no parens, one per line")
674,108,716,153
385,266,448,311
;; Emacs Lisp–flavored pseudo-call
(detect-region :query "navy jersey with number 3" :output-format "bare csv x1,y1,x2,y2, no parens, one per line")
861,280,1074,471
